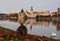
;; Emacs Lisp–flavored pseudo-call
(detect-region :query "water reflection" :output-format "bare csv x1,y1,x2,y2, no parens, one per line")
24,19,51,30
56,21,60,31
18,18,26,24
9,18,18,22
0,18,18,22
0,18,60,31
18,18,60,39
0,18,60,39
51,21,60,31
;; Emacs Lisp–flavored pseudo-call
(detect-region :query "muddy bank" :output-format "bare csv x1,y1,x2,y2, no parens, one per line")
0,27,60,41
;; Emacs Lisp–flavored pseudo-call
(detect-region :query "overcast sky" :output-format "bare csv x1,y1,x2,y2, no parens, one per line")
0,0,60,13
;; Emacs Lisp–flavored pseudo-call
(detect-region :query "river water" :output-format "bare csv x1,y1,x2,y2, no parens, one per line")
0,18,60,39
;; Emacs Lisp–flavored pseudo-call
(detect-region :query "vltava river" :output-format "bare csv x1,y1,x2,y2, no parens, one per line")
0,18,60,39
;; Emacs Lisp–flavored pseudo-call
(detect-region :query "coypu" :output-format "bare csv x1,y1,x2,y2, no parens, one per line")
16,23,27,37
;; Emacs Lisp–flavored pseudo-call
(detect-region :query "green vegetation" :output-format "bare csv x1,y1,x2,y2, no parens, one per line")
10,13,18,17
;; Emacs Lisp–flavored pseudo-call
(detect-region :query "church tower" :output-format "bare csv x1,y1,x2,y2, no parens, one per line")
30,6,33,11
57,7,60,14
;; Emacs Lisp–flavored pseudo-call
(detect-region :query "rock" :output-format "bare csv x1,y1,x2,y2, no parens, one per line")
50,32,56,37
26,39,31,41
0,37,4,40
0,34,4,37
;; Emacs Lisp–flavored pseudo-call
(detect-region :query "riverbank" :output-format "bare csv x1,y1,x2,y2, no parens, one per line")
0,27,60,41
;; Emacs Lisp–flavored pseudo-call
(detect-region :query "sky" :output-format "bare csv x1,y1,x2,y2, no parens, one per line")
0,0,60,13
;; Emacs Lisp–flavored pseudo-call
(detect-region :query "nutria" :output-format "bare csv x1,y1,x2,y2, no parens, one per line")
16,23,27,37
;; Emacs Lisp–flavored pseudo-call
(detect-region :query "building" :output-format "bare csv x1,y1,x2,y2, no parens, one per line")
25,6,51,18
39,11,50,16
18,8,26,23
51,12,57,17
25,6,36,18
57,7,60,15
0,13,8,19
